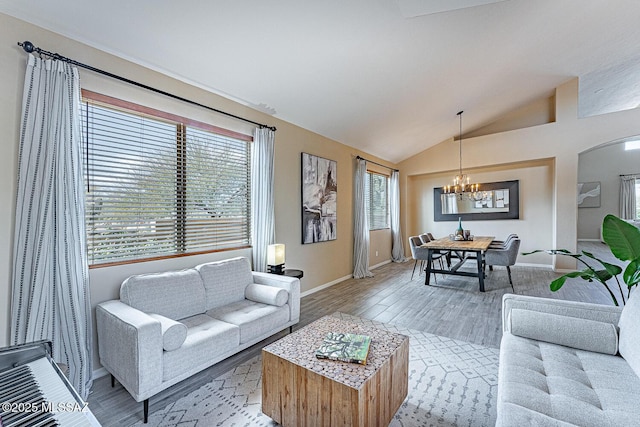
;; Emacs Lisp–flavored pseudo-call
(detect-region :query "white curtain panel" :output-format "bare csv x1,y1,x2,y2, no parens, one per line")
390,170,407,262
620,176,637,220
251,127,276,272
353,158,373,278
12,54,93,399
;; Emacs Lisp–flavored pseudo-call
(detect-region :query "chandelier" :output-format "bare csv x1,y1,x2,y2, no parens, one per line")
443,111,483,201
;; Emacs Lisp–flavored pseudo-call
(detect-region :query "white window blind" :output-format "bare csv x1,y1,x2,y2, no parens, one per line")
82,98,251,265
365,172,390,230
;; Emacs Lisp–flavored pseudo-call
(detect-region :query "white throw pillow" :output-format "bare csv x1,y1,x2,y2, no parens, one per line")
148,313,187,351
510,308,618,355
245,283,288,307
619,289,640,377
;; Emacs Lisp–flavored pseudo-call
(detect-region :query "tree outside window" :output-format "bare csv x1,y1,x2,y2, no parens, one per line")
365,172,389,230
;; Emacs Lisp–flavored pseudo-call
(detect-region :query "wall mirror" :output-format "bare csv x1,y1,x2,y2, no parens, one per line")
434,180,520,221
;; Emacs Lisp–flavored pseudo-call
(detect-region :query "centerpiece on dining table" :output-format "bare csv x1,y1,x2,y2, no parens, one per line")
451,217,473,241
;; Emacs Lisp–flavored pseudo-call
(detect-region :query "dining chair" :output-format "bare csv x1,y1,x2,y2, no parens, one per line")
412,235,444,281
409,236,428,280
489,233,518,249
484,238,520,292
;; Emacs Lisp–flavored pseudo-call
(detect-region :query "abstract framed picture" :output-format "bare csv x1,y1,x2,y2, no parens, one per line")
577,181,601,208
301,153,337,244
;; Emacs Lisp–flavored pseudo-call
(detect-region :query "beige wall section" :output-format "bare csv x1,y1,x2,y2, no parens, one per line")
407,160,554,266
0,14,397,363
578,140,640,240
399,79,640,271
464,94,556,139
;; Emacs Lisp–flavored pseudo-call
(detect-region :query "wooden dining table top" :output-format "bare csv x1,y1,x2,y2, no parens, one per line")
420,236,494,251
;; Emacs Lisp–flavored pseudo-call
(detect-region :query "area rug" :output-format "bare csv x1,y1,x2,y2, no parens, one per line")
135,313,499,427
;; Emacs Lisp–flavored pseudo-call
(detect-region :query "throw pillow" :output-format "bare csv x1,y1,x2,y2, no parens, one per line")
619,289,640,377
245,283,288,307
510,308,618,355
149,313,187,351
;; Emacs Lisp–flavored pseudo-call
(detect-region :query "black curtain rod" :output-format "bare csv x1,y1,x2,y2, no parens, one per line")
355,155,398,172
17,41,276,132
620,173,640,176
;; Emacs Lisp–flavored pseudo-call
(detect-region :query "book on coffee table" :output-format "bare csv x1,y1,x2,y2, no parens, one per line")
315,332,371,365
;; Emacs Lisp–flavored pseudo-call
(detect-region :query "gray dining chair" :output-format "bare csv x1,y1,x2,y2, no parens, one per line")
420,233,447,269
410,235,444,281
484,238,520,292
409,236,428,280
489,233,518,250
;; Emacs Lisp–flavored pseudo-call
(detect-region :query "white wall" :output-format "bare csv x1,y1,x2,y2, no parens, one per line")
577,140,640,240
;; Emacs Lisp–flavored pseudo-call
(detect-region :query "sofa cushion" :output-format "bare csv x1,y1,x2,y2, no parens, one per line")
121,269,206,320
509,308,618,355
162,314,240,381
245,283,288,307
497,333,640,426
196,257,254,310
206,300,290,344
148,313,187,352
618,289,640,378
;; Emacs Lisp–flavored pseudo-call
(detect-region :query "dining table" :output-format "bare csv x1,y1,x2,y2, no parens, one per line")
420,236,494,292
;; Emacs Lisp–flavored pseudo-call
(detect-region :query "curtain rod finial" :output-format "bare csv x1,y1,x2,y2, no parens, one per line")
19,41,35,53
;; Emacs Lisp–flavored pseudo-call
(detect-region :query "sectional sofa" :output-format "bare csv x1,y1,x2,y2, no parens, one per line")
497,292,640,425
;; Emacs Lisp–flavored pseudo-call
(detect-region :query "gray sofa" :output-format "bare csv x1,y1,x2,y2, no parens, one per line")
497,292,640,426
96,256,300,422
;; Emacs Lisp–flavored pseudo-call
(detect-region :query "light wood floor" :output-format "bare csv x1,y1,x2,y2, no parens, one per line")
88,245,617,426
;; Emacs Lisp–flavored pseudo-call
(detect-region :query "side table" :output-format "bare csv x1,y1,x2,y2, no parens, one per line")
283,269,303,279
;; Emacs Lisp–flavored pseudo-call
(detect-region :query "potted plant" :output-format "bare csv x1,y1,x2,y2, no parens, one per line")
523,214,640,306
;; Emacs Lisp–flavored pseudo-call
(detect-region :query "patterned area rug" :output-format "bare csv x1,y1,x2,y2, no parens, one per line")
135,313,499,427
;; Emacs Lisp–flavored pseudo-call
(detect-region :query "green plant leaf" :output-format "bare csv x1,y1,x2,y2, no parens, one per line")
602,214,640,261
593,269,614,282
550,270,595,291
581,251,623,275
550,276,568,291
521,249,544,256
623,259,640,287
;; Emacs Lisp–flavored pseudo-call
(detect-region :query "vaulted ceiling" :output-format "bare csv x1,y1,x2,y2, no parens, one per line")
2,0,639,162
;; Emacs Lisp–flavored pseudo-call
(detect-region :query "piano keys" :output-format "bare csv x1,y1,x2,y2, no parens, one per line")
0,341,100,427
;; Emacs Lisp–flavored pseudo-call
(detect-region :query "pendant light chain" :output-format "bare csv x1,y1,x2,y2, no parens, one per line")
458,110,463,176
444,110,482,200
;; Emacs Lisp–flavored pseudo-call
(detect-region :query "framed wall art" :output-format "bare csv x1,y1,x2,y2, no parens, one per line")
433,180,520,221
301,153,337,243
577,181,601,208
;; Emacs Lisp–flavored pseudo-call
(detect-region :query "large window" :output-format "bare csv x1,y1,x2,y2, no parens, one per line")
82,91,252,266
365,172,389,230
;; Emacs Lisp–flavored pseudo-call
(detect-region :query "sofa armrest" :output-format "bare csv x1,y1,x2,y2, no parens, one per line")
252,272,300,323
502,294,622,333
96,300,163,401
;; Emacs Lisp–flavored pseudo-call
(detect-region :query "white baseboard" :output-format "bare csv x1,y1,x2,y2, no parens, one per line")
300,259,393,298
578,238,603,242
370,259,392,270
514,262,553,269
92,366,109,380
301,274,351,297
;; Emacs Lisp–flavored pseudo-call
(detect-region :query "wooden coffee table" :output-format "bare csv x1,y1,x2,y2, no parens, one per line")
261,315,409,426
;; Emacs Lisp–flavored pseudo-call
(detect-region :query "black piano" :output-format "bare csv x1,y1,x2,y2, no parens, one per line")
0,341,100,426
